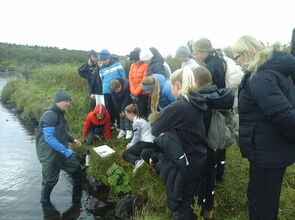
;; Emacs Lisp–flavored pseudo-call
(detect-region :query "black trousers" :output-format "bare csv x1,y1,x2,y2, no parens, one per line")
247,162,286,220
122,141,154,164
198,148,217,211
134,94,150,118
104,94,119,124
216,149,226,181
173,155,206,220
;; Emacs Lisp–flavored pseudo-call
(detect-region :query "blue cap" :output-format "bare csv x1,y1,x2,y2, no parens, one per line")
99,49,111,60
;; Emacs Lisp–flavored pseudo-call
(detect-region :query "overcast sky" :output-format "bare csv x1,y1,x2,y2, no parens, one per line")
0,0,294,56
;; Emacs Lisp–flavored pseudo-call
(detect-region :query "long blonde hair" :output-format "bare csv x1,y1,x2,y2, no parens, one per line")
232,35,265,72
141,76,160,112
170,67,197,100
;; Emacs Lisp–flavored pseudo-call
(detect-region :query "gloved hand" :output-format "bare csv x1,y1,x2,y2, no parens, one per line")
64,149,74,158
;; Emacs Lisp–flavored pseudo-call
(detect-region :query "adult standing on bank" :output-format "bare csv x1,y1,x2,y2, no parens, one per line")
232,35,295,220
35,89,82,208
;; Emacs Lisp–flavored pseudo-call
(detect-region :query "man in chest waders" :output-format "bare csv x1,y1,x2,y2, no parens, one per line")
35,89,82,208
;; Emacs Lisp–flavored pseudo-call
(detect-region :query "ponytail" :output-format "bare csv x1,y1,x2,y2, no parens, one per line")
170,67,197,100
142,76,160,112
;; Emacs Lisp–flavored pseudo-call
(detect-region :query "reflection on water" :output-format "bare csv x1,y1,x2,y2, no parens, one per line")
0,73,113,220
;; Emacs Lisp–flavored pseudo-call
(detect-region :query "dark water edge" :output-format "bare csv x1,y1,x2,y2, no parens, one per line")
0,72,117,220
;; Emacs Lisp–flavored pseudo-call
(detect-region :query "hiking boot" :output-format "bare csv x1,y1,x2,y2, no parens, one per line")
125,130,133,139
117,130,126,139
133,159,145,173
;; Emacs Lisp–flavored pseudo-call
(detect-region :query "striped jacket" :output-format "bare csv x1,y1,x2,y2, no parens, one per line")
99,58,126,94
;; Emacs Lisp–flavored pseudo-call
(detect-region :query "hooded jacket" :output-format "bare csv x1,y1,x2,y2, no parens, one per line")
195,86,234,134
111,78,132,112
99,57,126,94
147,48,167,78
205,54,226,89
152,93,208,157
238,46,295,168
82,104,112,140
151,74,176,109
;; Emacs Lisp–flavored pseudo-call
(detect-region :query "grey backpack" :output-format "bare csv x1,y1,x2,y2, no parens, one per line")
207,110,236,150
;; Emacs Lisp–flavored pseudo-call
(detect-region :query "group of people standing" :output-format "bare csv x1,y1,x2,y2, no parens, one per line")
36,28,295,220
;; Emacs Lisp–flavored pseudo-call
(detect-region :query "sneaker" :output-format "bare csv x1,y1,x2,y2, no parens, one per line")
125,130,133,139
133,159,145,173
117,130,126,139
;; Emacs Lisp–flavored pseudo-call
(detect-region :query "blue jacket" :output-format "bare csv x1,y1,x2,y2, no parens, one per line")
99,57,126,94
151,74,175,109
238,51,295,168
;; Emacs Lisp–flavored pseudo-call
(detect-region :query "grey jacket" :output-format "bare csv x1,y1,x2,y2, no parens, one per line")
130,117,155,146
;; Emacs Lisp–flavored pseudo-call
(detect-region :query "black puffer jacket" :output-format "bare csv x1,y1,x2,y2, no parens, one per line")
78,63,102,95
238,51,295,168
147,48,166,78
111,78,132,112
153,130,188,211
194,85,234,134
152,93,208,157
205,55,226,89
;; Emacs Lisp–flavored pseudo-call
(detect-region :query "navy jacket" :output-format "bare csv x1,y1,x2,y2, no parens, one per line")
195,86,234,134
238,51,295,168
78,63,102,95
205,55,226,89
111,78,132,112
153,130,188,211
147,48,167,78
152,93,208,157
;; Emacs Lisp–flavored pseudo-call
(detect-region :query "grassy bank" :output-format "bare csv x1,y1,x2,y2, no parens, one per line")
1,64,295,220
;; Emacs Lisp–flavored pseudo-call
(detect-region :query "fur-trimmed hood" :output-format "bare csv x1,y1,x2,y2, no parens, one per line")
247,44,295,77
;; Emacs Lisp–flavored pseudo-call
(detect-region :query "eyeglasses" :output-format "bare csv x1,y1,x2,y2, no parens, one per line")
233,55,241,62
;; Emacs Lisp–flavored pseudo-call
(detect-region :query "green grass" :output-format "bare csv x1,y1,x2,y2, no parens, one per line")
2,63,295,220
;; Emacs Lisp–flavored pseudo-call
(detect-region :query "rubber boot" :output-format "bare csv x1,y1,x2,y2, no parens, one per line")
40,186,54,206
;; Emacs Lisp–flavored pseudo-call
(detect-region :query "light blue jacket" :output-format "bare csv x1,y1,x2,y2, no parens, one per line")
99,58,126,94
151,74,175,110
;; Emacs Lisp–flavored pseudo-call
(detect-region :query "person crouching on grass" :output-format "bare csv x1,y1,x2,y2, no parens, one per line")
82,104,112,145
110,78,133,139
122,104,155,173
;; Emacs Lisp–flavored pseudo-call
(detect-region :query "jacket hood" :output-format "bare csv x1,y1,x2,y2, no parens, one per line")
101,57,116,68
186,91,208,112
92,104,107,115
197,85,234,110
150,48,164,64
247,43,295,77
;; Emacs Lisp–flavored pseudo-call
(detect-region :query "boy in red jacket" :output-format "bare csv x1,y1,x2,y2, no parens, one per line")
82,104,112,145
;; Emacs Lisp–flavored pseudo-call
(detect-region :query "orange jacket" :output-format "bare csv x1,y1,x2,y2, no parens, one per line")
128,63,149,96
82,104,112,140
